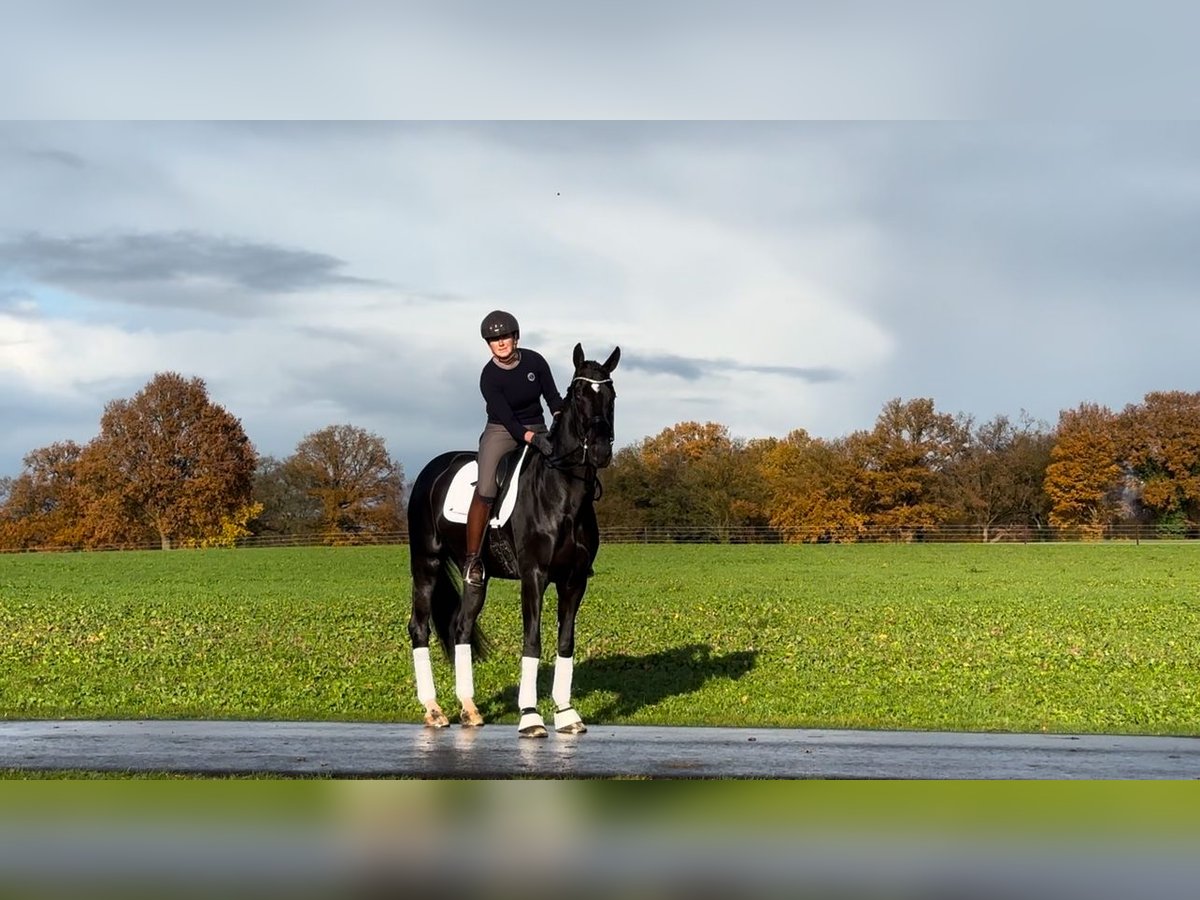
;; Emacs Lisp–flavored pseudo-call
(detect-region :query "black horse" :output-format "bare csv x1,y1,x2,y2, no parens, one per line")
407,343,619,737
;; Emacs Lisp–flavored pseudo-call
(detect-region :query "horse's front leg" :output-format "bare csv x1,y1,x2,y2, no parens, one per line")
453,580,486,727
517,567,551,738
551,573,588,734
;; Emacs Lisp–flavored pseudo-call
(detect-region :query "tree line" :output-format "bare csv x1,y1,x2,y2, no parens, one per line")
597,393,1200,543
3,373,1199,549
0,373,405,550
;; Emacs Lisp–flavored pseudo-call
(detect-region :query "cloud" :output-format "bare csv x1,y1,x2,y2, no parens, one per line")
10,1,1200,120
1,145,87,169
0,231,378,311
0,287,38,314
623,351,843,384
4,120,1200,482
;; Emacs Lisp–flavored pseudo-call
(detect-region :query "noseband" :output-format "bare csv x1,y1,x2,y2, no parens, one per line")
573,375,614,458
546,375,614,472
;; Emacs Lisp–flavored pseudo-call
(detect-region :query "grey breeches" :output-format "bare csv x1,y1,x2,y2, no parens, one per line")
476,422,546,498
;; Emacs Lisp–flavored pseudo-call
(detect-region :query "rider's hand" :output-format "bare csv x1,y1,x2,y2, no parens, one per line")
530,434,554,456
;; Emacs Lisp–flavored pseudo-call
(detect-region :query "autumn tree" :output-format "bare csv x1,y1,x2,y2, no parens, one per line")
759,429,865,542
612,421,766,541
1119,391,1200,534
250,455,324,539
940,413,1053,540
595,444,653,535
1044,403,1122,539
856,398,968,538
287,425,405,543
0,441,86,549
79,372,258,549
736,437,778,535
601,428,774,540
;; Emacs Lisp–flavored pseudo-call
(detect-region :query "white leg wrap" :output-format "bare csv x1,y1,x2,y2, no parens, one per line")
552,655,574,709
413,647,436,705
519,710,546,732
455,644,474,702
518,656,540,710
554,707,583,731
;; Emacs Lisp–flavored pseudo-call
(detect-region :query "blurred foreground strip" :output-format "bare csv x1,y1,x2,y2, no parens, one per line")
1,781,1199,900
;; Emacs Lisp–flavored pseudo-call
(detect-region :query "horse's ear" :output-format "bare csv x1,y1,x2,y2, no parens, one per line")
573,343,585,370
602,346,620,373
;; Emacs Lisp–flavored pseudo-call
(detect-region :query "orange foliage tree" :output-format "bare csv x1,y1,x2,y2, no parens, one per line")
758,429,866,542
0,441,87,549
78,372,258,549
855,398,968,538
286,424,405,543
599,421,768,541
1120,391,1200,533
1044,403,1122,539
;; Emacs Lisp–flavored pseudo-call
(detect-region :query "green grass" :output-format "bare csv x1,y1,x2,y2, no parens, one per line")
1,543,1199,735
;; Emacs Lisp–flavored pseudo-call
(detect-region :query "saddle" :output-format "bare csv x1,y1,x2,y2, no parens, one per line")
441,445,530,527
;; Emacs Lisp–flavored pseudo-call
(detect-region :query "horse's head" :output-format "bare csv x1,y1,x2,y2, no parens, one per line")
558,343,620,469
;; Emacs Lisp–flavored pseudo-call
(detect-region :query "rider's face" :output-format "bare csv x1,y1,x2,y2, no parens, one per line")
488,335,517,359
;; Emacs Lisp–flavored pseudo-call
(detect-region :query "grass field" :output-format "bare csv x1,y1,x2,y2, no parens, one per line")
1,543,1199,735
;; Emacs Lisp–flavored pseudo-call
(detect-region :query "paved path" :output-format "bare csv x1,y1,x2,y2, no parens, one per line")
2,719,1198,777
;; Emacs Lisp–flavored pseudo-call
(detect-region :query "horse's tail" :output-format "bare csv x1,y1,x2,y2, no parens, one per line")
430,556,490,662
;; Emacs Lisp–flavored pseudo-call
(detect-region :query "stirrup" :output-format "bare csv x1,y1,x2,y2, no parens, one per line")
463,554,485,586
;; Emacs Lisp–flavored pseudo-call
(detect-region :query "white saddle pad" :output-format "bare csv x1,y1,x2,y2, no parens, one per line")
441,447,528,527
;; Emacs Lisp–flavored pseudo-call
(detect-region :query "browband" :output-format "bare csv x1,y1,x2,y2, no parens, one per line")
568,374,609,393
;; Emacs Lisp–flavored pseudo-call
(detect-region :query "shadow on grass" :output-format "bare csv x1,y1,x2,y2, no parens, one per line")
478,643,757,722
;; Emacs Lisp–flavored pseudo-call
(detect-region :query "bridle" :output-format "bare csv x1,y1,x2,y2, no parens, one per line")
543,374,614,476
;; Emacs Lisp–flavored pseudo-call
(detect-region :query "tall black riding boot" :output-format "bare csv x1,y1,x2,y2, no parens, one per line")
463,493,492,586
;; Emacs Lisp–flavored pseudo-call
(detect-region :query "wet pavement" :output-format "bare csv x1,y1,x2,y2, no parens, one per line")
1,719,1197,777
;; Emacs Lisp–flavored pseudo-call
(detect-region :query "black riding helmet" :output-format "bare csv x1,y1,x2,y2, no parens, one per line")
481,309,520,341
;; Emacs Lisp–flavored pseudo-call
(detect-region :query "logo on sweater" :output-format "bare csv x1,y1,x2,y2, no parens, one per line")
527,372,536,382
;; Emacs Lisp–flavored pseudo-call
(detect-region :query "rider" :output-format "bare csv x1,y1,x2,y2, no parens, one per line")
463,310,562,586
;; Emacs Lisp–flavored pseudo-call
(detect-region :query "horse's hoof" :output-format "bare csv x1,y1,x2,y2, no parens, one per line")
460,709,485,727
554,707,586,734
518,710,547,738
424,710,450,728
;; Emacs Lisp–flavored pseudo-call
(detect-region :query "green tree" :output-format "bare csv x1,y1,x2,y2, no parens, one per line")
250,455,324,540
596,444,653,535
626,421,764,541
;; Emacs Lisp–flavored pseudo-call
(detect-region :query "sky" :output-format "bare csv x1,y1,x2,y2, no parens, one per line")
3,3,1200,482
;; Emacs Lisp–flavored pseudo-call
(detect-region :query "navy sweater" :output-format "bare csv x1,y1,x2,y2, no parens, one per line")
479,349,565,442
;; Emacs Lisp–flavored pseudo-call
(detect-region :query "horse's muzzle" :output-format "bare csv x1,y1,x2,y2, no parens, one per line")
588,439,614,468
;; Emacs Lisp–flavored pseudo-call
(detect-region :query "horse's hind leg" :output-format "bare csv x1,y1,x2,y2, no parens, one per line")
408,554,449,728
551,575,588,734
